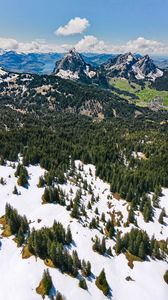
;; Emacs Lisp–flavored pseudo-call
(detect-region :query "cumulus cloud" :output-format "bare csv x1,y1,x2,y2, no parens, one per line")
0,37,19,50
75,36,168,55
0,37,71,53
75,35,107,52
55,17,89,36
0,36,168,55
115,37,168,55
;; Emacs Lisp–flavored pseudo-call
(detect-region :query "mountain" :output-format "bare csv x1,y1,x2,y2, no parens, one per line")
0,50,63,74
0,158,167,300
0,65,156,121
102,52,163,81
82,53,115,66
151,56,168,70
53,48,100,83
132,55,163,80
102,52,138,79
0,50,167,79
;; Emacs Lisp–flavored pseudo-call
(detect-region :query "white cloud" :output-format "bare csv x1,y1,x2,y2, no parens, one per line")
75,36,168,55
55,17,89,36
0,36,168,55
114,37,168,55
0,37,71,53
0,37,19,50
75,35,107,52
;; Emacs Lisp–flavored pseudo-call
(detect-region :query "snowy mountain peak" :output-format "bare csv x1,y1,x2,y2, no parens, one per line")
133,55,163,80
53,49,98,82
103,52,163,81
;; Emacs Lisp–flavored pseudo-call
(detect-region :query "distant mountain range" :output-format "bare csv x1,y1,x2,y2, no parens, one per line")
0,49,168,75
53,49,163,83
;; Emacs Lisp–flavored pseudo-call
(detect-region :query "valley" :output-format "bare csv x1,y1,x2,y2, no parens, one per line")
0,46,168,300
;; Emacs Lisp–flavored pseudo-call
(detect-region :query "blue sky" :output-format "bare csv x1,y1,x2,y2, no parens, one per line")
0,0,168,54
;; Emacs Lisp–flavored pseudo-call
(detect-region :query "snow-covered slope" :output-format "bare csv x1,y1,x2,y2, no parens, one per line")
0,161,167,300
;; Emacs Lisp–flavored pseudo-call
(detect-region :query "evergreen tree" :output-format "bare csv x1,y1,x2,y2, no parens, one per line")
95,269,110,296
37,176,45,188
13,185,18,195
128,206,135,224
70,199,80,219
17,173,28,187
42,187,50,203
87,201,92,209
107,246,112,256
143,201,153,223
163,270,168,285
56,292,65,300
115,232,122,255
66,226,72,244
158,208,166,224
82,260,91,277
152,192,160,208
79,278,88,290
39,269,53,297
101,212,106,222
138,242,145,260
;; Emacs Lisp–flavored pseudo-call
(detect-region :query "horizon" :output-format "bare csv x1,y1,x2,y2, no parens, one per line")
0,0,168,55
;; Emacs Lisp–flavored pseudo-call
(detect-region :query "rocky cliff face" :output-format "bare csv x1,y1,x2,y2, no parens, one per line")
102,52,163,81
53,48,98,82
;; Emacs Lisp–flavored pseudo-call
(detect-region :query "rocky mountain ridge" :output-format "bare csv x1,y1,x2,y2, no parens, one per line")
102,52,163,81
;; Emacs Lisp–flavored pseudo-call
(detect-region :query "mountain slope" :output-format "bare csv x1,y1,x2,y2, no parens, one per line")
0,50,63,74
53,48,99,83
102,53,163,81
0,160,167,300
0,65,148,120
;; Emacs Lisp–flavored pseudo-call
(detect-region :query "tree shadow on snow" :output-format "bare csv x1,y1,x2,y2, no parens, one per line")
49,285,56,298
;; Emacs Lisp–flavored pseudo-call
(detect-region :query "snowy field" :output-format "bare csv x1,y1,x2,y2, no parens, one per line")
0,161,168,300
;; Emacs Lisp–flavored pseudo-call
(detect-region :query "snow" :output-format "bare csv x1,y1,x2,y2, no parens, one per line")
56,69,79,80
132,65,163,81
0,161,168,300
0,67,7,76
132,65,145,80
146,68,164,81
84,66,96,78
126,54,134,64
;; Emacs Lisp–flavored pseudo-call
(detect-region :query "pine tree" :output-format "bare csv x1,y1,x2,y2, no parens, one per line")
70,199,80,219
82,260,91,277
107,246,112,256
79,278,88,290
37,176,45,188
16,227,25,247
66,226,72,244
115,232,122,255
36,269,53,297
101,237,106,254
13,185,18,195
56,291,65,300
158,208,166,224
17,173,28,187
42,187,50,203
143,201,153,223
152,192,160,208
87,201,92,209
95,269,110,296
101,212,106,222
95,207,99,215
128,206,135,224
138,242,145,260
